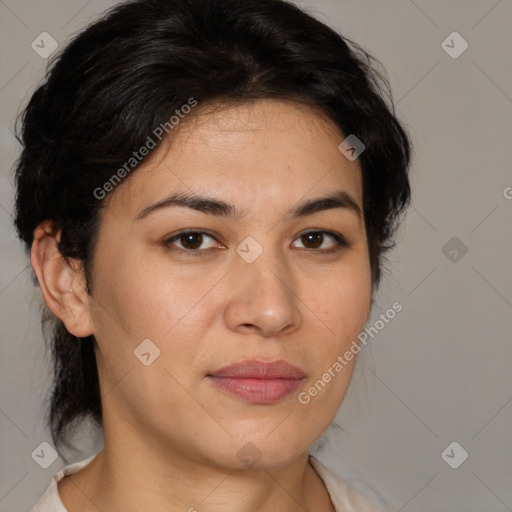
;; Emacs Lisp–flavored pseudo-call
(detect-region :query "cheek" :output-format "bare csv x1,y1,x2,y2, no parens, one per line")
334,269,372,332
303,264,371,404
316,257,372,338
92,254,223,388
298,269,371,416
90,254,212,416
94,251,205,338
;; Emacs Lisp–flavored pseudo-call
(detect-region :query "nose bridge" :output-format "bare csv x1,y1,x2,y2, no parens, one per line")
237,234,293,297
225,234,301,336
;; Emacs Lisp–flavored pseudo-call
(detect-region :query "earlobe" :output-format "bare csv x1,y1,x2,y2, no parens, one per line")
31,220,93,338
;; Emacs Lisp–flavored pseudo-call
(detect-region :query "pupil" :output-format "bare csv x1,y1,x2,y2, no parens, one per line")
183,233,202,249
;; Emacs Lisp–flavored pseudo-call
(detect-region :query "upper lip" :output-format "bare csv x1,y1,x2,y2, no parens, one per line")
208,359,305,379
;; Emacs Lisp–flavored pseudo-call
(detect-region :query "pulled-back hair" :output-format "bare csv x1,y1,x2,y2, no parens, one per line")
13,0,411,454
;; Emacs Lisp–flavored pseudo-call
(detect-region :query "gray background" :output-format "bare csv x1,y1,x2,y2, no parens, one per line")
1,1,511,511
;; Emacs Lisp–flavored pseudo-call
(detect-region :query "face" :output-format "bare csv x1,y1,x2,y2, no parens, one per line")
86,99,372,469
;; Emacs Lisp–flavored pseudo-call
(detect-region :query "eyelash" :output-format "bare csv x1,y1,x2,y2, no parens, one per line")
162,229,350,256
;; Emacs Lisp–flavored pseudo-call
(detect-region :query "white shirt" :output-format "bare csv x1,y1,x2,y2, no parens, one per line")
30,452,381,511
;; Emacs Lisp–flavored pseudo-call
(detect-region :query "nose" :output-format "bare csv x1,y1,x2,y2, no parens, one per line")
223,247,302,338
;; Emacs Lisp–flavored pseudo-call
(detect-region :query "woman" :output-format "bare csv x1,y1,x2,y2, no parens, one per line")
13,0,411,510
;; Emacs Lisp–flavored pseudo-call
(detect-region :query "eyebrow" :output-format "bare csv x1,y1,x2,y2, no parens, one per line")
135,190,362,221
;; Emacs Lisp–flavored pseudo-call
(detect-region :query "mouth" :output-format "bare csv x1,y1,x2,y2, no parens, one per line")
207,359,306,404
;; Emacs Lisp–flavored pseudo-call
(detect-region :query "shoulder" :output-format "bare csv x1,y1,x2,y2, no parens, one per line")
29,452,99,512
309,455,383,512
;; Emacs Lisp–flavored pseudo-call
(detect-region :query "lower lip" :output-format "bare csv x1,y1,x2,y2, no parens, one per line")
207,376,304,404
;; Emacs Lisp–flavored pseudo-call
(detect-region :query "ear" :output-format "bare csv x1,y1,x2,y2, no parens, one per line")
31,220,93,338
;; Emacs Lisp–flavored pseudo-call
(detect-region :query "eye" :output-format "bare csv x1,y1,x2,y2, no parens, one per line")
292,230,349,253
163,229,349,256
163,231,222,255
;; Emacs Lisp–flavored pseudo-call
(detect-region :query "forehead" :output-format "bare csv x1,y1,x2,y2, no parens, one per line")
104,99,363,222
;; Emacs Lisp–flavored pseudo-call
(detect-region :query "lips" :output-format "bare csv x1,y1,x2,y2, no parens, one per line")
207,359,305,379
207,359,306,404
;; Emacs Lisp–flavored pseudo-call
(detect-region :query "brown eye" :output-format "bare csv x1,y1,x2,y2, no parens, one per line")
292,230,349,252
164,231,219,254
163,229,349,256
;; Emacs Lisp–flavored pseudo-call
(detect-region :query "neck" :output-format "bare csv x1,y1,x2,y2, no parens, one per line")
59,424,334,512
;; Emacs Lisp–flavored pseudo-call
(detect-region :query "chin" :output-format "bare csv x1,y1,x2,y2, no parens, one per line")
213,430,312,471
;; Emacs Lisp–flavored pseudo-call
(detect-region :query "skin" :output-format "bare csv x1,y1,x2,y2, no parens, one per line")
31,99,373,512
